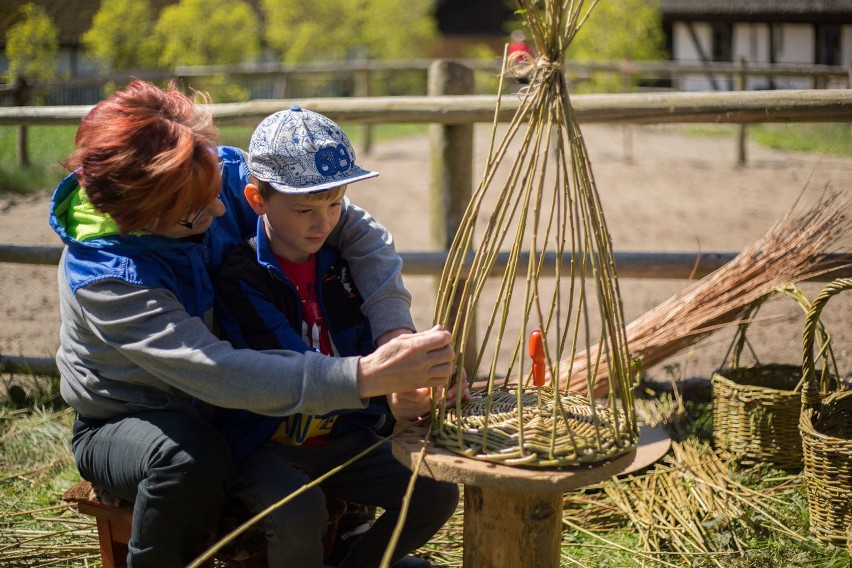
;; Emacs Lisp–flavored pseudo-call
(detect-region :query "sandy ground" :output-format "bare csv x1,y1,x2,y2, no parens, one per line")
1,123,850,388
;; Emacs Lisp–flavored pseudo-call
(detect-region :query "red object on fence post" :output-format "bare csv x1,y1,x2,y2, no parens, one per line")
529,329,545,387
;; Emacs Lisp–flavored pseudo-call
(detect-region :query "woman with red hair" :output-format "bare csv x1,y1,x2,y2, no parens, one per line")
49,80,455,567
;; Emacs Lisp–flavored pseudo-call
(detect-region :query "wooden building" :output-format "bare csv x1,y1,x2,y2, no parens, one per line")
660,0,852,90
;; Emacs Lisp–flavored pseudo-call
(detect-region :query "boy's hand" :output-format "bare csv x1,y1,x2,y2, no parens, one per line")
387,388,432,420
357,326,454,398
442,381,472,406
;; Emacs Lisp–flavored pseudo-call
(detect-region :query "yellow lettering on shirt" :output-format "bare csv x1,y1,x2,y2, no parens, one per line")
271,414,338,446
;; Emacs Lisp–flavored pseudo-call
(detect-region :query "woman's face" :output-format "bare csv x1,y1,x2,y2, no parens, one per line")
151,153,226,238
152,195,226,238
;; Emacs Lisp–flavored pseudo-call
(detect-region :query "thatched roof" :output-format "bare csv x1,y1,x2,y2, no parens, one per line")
660,0,852,23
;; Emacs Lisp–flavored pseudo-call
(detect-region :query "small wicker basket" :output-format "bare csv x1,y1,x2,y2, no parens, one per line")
799,277,852,546
712,285,836,469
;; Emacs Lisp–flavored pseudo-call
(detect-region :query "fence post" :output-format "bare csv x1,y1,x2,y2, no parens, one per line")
736,58,747,166
12,77,31,167
427,60,476,373
353,63,373,155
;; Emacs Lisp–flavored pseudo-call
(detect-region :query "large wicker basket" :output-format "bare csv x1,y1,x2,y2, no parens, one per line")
712,285,836,469
799,277,852,546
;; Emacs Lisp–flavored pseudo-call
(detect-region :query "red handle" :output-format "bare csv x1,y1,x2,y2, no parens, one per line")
529,329,545,387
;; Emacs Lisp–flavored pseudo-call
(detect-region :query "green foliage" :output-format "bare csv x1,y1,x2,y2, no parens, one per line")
568,0,666,62
566,0,667,92
261,0,438,63
154,0,261,69
82,0,160,71
3,3,59,84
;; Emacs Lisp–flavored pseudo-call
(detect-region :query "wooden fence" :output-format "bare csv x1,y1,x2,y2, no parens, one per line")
2,81,852,375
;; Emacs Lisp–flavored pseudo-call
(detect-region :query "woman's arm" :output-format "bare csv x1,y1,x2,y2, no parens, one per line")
66,280,450,418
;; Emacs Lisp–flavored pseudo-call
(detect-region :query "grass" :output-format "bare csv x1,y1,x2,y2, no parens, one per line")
2,384,850,567
683,123,852,156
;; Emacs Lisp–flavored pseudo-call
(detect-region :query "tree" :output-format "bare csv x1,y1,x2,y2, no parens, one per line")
82,0,160,71
4,3,58,84
261,0,438,63
154,0,261,68
566,0,667,92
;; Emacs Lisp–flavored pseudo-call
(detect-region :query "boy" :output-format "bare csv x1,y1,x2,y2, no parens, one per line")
214,106,461,568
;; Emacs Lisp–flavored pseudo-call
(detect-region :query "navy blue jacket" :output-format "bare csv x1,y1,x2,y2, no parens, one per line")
214,219,389,462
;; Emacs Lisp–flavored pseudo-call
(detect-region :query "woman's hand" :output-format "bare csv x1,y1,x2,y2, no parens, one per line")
357,325,454,398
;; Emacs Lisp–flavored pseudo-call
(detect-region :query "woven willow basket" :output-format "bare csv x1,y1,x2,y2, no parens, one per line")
430,0,637,469
435,386,635,467
712,285,836,470
799,277,852,546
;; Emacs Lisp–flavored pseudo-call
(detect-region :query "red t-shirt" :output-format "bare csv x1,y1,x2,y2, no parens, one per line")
276,254,336,355
271,254,337,446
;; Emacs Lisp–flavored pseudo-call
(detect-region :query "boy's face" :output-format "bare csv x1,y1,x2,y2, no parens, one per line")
246,185,346,263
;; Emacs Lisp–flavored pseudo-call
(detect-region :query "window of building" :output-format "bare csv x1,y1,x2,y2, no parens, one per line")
815,25,841,65
711,22,733,62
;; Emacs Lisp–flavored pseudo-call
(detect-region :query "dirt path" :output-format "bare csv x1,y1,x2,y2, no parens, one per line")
2,123,850,385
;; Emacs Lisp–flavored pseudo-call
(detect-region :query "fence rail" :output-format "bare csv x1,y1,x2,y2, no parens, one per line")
3,244,850,281
2,89,852,126
1,58,850,101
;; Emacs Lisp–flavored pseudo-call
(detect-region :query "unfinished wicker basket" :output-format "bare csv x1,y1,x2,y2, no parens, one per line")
799,277,852,546
431,0,637,468
712,285,837,470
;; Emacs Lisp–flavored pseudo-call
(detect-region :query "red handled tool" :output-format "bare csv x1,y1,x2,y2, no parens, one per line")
528,329,545,387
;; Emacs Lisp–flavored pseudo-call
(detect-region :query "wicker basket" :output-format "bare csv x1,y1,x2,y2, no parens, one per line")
799,277,852,546
712,285,836,469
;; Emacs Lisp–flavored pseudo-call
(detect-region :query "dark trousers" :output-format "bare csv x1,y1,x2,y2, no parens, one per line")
232,429,460,568
72,409,235,568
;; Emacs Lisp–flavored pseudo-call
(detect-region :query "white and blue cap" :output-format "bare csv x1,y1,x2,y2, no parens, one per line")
248,106,379,194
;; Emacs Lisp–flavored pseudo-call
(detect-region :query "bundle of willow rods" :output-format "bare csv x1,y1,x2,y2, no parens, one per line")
432,0,637,467
560,191,851,397
599,440,806,566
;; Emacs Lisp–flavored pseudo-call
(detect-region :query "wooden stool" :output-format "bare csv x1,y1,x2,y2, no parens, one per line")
63,480,346,568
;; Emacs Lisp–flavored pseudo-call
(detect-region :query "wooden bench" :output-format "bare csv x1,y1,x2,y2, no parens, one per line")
63,480,346,568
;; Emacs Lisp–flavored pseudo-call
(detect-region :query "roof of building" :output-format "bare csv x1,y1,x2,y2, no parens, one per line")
660,0,852,23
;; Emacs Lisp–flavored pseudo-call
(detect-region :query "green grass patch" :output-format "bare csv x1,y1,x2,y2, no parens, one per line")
683,123,852,157
749,123,852,156
0,125,76,194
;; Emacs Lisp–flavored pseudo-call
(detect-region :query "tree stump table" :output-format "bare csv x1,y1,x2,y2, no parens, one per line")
392,423,671,567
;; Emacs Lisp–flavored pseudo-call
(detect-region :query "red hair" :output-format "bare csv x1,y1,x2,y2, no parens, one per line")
67,80,221,233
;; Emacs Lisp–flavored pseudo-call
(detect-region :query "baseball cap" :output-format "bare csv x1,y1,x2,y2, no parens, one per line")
248,106,379,194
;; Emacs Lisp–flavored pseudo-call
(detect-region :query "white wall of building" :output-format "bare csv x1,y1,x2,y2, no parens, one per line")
672,20,851,91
